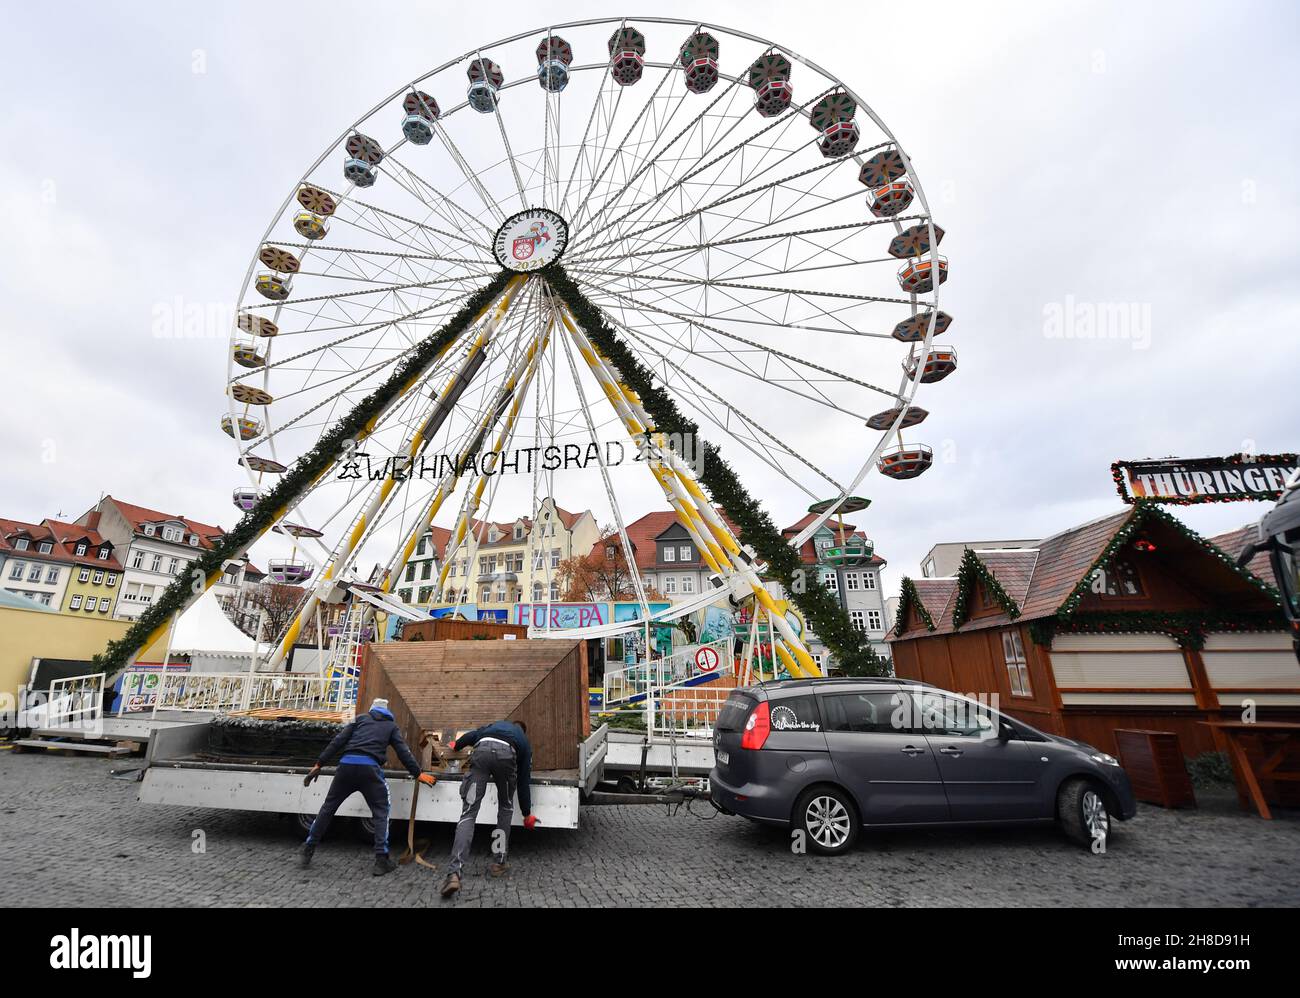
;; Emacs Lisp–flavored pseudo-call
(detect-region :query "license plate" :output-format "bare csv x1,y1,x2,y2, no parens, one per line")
717,750,729,766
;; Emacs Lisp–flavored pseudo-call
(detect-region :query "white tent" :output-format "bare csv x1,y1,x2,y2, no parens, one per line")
140,588,259,671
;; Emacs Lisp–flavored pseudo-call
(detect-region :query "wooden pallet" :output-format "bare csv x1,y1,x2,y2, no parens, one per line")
226,708,351,723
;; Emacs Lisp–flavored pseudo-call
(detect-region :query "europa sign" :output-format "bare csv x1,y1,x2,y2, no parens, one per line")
493,208,568,272
1112,455,1299,505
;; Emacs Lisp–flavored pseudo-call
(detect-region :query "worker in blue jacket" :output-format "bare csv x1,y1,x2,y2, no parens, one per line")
299,698,435,876
439,719,538,898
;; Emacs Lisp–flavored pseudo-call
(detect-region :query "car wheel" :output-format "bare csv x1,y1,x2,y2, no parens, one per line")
794,786,859,856
291,811,315,837
1058,777,1110,849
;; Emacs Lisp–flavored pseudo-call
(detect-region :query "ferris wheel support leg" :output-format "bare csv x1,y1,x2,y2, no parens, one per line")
436,320,554,598
556,302,819,677
266,275,527,670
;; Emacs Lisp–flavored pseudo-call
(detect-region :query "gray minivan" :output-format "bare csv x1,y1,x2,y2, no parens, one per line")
710,678,1136,855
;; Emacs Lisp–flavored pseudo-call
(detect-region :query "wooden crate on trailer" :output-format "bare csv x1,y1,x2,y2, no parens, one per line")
399,618,528,642
359,639,589,771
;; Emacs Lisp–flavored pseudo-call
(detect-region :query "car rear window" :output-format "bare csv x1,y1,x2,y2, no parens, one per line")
769,694,822,732
716,690,757,731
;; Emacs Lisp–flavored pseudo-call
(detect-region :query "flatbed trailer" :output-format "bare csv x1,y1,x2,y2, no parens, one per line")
139,720,608,830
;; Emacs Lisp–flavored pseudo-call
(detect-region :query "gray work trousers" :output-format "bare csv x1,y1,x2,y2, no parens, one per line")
447,741,517,874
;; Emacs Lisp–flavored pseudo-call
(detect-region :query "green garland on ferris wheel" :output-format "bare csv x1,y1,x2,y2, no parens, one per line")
544,265,888,677
95,271,516,675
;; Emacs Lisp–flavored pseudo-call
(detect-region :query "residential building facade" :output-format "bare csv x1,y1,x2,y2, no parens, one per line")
78,496,224,622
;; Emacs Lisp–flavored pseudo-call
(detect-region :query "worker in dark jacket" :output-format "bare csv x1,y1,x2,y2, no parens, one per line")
300,698,435,876
439,719,538,898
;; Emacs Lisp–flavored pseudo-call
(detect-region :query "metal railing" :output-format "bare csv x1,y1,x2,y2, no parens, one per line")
44,673,105,732
603,637,733,706
116,670,356,715
649,686,732,739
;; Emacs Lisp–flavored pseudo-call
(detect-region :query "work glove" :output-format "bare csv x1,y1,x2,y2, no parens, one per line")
446,740,456,751
523,814,540,830
303,764,322,787
418,773,436,787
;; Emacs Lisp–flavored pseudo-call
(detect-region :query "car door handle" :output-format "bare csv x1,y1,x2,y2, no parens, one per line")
939,746,964,757
900,745,925,756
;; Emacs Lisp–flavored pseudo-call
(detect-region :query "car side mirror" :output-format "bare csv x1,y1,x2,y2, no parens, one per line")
998,722,1014,743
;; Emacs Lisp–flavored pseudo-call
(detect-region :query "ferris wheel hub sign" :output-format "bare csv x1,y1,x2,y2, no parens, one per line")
494,208,569,272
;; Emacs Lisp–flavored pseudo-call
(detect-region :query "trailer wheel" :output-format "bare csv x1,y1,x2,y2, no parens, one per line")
291,811,315,837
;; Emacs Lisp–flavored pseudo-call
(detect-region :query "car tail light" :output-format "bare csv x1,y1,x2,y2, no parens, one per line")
741,701,770,750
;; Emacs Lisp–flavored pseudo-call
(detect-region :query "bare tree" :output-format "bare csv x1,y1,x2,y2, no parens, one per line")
244,582,307,642
558,528,661,602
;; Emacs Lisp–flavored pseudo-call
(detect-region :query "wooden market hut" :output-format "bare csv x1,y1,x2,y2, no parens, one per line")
888,505,1297,759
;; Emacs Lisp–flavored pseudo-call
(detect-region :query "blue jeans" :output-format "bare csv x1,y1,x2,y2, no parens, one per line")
306,763,391,855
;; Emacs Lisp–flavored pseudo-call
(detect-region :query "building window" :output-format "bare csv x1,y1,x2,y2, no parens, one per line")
106,573,117,586
849,609,866,632
398,589,411,603
151,554,163,573
679,545,692,561
549,582,559,601
98,600,109,613
14,539,29,551
664,577,677,594
532,582,543,601
38,541,52,554
163,526,181,542
27,564,41,582
417,537,427,555
864,572,876,590
99,547,110,560
167,558,178,576
143,524,155,536
405,564,415,582
824,572,838,593
682,576,694,594
1002,630,1032,696
418,586,432,603
85,597,98,612
40,593,52,606
45,566,59,584
75,542,87,555
551,549,560,569
845,572,860,591
189,535,199,546
70,595,83,610
867,609,882,631
663,546,676,563
643,576,654,591
131,549,145,569
93,570,104,584
8,563,22,580
79,567,91,583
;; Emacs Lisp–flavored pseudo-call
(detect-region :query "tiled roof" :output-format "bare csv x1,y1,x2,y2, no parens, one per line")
972,548,1040,606
912,577,958,624
103,496,224,549
1208,525,1277,588
1017,510,1131,620
42,518,124,570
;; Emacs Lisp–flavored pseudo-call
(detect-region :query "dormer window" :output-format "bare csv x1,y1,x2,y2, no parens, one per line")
75,542,87,556
38,541,52,554
189,535,199,546
14,539,29,551
98,547,110,560
144,524,156,536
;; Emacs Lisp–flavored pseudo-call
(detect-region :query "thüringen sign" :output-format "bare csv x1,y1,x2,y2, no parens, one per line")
1112,454,1299,505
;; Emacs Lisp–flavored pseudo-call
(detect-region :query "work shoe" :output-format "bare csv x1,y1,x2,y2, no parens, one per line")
299,843,315,868
373,853,398,877
440,872,461,898
488,860,509,878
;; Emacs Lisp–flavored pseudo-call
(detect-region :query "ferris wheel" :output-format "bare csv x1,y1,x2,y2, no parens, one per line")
212,17,952,679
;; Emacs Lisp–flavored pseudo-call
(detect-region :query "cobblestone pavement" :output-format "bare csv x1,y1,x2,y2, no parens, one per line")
2,749,1298,907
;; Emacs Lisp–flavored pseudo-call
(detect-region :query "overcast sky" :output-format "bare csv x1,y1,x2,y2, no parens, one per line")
2,0,1297,596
